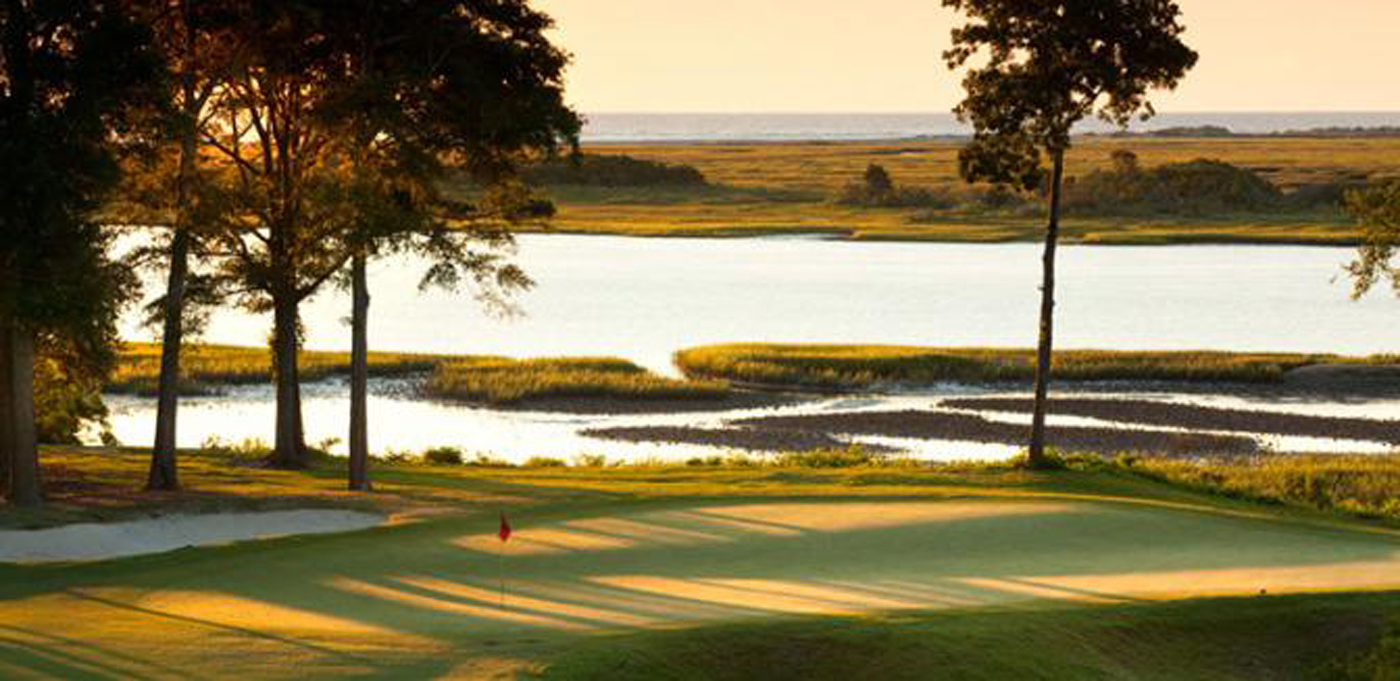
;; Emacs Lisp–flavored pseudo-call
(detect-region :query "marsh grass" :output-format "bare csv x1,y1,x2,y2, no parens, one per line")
110,343,449,396
424,356,729,404
1119,455,1400,521
529,137,1400,244
676,343,1365,389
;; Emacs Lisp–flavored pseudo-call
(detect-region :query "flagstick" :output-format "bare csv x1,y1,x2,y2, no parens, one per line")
498,538,506,609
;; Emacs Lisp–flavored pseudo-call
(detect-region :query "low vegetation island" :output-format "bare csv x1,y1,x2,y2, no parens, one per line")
675,343,1397,391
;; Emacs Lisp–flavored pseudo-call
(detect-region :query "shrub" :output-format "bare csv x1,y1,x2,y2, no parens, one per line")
524,154,707,187
200,436,272,461
379,449,416,464
422,446,465,466
573,454,609,468
772,446,908,469
35,346,112,445
1064,157,1283,215
835,163,955,209
1285,182,1365,209
1147,125,1235,138
467,453,514,468
524,456,567,468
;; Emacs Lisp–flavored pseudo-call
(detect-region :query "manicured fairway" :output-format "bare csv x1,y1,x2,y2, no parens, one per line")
1,452,1398,679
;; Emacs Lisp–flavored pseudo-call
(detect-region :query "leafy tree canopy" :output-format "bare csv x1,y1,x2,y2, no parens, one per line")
1345,179,1400,299
943,0,1198,188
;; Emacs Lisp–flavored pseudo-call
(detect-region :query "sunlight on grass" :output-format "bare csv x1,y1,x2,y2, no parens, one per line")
676,342,1366,388
110,343,457,396
522,137,1400,244
328,577,596,632
425,356,728,404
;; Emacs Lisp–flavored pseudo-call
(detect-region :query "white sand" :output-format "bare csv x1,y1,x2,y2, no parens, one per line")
0,510,384,564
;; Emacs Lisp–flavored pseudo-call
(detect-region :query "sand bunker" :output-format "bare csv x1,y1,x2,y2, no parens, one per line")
0,510,384,564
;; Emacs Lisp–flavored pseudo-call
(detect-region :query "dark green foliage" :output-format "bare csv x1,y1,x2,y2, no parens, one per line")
0,1,159,338
1287,182,1366,210
1344,179,1400,299
835,163,954,208
2,0,162,502
1065,158,1283,215
34,349,110,445
944,0,1199,179
1149,125,1235,138
421,446,465,466
524,154,707,187
1316,625,1400,681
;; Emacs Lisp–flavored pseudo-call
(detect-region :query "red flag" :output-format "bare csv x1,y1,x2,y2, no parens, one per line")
498,512,512,542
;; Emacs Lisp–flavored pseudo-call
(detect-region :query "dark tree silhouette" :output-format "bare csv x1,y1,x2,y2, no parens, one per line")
0,0,161,505
864,163,895,197
942,0,1197,468
199,1,576,473
130,0,245,491
318,0,578,490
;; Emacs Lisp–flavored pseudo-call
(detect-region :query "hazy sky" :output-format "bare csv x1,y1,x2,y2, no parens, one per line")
533,0,1400,113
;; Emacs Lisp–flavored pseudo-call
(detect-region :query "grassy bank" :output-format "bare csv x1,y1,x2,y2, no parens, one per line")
542,593,1400,681
1123,454,1400,521
675,343,1376,390
523,137,1400,244
110,343,449,396
424,356,729,405
113,346,734,408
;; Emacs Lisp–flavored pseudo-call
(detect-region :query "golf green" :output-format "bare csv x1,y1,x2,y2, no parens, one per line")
2,492,1397,679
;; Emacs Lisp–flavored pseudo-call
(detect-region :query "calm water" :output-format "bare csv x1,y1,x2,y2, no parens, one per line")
581,112,1400,143
106,236,1400,460
119,235,1397,371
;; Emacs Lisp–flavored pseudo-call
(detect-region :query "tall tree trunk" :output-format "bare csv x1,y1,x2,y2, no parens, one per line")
4,321,41,506
148,228,190,490
1027,148,1066,469
148,19,201,491
0,319,12,501
271,293,307,469
348,253,371,491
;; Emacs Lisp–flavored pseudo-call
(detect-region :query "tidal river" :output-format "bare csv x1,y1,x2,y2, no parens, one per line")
106,235,1400,460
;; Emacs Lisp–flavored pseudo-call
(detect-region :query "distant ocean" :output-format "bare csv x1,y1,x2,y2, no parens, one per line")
581,112,1400,143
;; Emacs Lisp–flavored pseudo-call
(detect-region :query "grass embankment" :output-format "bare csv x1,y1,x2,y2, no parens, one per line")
111,345,736,408
542,594,1400,681
3,447,1400,678
110,343,447,396
1124,454,1400,520
424,356,729,406
528,137,1400,244
676,343,1379,390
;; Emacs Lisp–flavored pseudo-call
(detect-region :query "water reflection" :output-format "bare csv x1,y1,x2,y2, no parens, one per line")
118,235,1392,374
102,377,1400,463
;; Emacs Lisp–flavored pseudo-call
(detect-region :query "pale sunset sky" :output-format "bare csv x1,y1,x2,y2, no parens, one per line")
532,0,1400,113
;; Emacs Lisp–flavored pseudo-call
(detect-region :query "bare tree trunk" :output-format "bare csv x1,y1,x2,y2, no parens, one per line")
0,320,12,501
149,21,201,491
148,228,189,490
271,293,307,469
1027,148,1066,469
5,320,41,506
348,253,371,491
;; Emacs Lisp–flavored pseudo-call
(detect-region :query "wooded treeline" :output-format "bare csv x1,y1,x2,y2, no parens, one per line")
1,0,578,506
